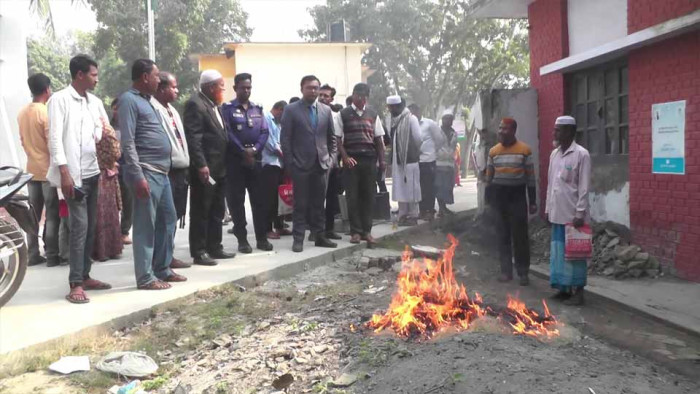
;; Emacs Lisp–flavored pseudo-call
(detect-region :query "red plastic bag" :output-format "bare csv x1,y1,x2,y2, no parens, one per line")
565,223,592,260
59,199,69,218
278,183,294,216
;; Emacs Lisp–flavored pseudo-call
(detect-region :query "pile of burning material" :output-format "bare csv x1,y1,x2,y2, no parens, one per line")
366,235,560,340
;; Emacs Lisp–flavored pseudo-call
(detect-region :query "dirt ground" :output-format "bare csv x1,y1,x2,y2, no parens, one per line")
1,219,699,393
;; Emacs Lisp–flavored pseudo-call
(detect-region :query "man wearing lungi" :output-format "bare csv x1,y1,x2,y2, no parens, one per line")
546,115,591,306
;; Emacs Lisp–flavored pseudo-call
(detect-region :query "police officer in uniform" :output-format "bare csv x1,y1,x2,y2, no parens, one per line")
221,73,271,253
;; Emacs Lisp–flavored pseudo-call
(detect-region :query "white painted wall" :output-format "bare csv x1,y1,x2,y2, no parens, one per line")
502,89,540,190
0,0,31,167
234,44,365,111
590,182,630,227
568,0,627,55
469,89,540,212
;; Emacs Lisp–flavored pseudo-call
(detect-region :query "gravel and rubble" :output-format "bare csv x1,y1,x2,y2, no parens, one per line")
529,219,664,280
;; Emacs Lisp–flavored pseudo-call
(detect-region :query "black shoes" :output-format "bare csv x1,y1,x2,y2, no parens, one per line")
325,231,342,240
257,240,274,251
194,253,217,266
315,236,337,248
28,256,47,266
308,232,316,242
292,240,304,253
519,276,530,286
238,242,253,254
46,258,61,267
209,249,236,259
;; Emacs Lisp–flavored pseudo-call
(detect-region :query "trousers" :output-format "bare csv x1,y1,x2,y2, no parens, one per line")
226,159,266,242
132,170,176,286
290,163,328,241
489,184,530,277
66,175,99,284
27,180,59,264
344,156,376,236
418,161,436,214
189,170,226,257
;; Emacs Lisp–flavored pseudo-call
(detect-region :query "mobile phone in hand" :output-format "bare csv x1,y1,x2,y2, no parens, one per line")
73,186,86,202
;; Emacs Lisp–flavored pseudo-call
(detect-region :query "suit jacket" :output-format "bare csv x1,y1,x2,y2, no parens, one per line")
183,92,228,179
280,100,337,171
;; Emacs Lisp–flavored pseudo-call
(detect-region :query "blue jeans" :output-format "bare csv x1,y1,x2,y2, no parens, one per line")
132,170,176,286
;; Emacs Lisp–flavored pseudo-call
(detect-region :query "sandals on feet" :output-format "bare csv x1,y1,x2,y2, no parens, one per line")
66,285,90,304
163,273,187,282
83,278,112,290
137,280,172,290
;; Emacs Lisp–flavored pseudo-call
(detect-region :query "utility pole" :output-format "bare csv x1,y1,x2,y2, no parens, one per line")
147,0,155,61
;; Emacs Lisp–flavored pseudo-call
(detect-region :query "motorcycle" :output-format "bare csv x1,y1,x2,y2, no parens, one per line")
0,166,38,307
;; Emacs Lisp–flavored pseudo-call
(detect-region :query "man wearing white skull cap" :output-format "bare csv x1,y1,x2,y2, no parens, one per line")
183,69,236,266
546,115,591,305
386,95,422,225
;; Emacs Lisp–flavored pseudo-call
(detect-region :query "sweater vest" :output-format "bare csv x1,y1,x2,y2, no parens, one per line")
340,106,378,157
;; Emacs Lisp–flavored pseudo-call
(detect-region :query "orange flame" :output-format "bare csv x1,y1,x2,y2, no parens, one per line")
366,235,559,339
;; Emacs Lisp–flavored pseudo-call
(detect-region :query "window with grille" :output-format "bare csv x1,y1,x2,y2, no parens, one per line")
569,62,629,155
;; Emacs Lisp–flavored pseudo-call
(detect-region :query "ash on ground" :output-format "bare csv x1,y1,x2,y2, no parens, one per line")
155,246,697,394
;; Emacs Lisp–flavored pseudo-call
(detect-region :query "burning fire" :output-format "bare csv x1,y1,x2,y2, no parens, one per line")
366,235,560,339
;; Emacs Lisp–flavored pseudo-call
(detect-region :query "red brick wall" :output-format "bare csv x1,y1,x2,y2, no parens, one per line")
628,31,700,281
628,0,699,33
528,0,568,212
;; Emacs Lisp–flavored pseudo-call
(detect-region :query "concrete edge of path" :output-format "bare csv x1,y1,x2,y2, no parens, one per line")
3,209,477,358
529,265,700,339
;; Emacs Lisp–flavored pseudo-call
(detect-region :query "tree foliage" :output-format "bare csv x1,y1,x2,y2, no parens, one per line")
84,0,252,104
27,31,97,91
300,0,529,119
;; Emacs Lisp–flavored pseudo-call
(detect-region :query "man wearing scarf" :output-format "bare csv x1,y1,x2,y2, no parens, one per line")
387,95,422,226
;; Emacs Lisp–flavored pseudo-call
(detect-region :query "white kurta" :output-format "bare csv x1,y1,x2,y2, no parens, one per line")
391,113,422,203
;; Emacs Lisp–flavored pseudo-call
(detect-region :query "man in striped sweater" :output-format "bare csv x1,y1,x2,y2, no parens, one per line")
486,117,537,286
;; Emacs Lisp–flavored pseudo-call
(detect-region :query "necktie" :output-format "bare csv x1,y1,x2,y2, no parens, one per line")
309,105,318,129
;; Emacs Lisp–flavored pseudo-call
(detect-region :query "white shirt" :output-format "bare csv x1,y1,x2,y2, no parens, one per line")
151,98,190,169
545,142,592,225
418,117,444,163
336,103,385,139
47,85,107,188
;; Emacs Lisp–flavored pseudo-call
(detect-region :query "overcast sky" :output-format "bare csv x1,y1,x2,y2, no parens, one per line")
29,0,326,41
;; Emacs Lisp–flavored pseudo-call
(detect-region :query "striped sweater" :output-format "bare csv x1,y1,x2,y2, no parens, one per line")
487,140,536,202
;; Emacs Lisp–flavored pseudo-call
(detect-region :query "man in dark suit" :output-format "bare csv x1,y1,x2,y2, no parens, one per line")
281,75,338,253
183,70,236,265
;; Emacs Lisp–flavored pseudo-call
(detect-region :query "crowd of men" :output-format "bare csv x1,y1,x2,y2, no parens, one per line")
17,54,591,306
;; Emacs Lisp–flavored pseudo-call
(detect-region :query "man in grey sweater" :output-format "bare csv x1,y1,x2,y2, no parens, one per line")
119,59,186,290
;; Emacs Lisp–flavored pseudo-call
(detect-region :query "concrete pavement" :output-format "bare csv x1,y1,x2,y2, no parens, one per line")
0,180,479,354
530,264,700,337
